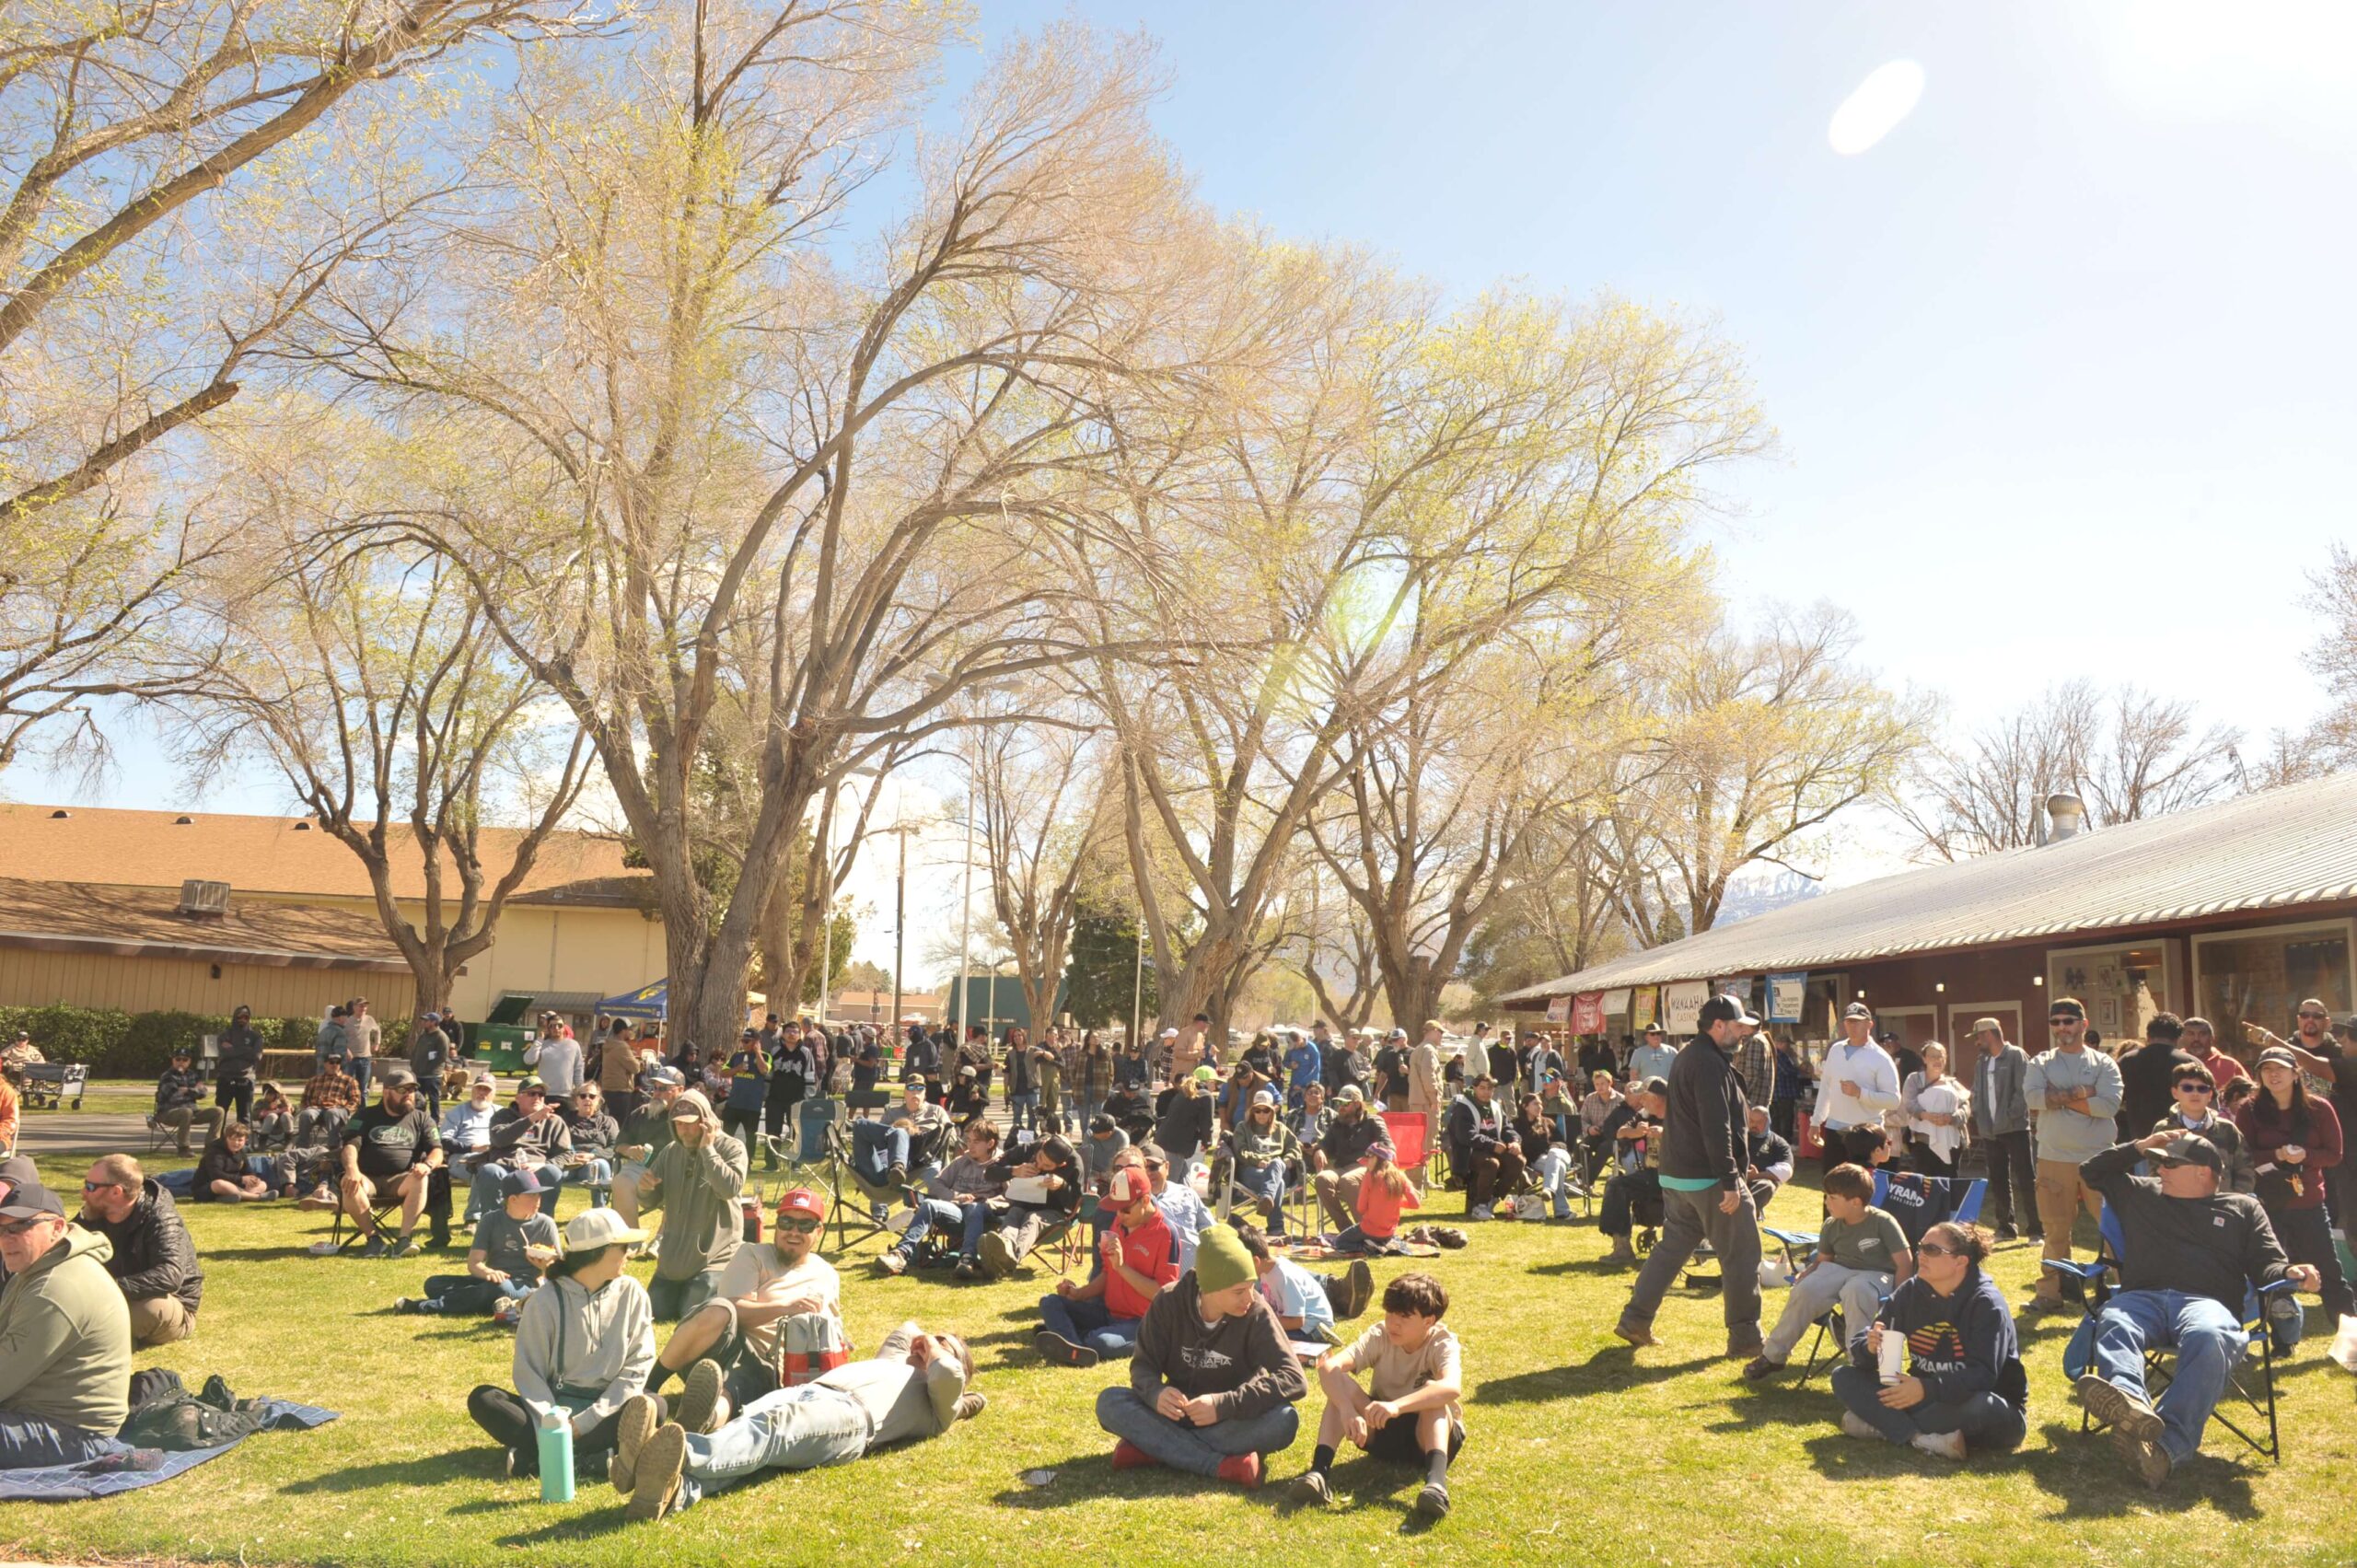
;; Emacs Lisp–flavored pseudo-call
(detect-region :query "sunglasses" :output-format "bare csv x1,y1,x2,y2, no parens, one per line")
2175,1083,2212,1095
2047,1016,2079,1026
774,1216,821,1235
81,1179,118,1192
2297,1011,2328,1020
1915,1243,1957,1258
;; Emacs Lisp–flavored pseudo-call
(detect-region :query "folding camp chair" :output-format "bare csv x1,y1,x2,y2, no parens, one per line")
2046,1205,2293,1462
319,1179,421,1254
816,1090,898,1256
1379,1111,1432,1190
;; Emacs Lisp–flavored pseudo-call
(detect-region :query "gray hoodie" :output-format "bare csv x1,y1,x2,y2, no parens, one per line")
641,1089,749,1281
513,1270,656,1434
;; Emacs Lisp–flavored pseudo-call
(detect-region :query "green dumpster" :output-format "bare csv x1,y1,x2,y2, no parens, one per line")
463,993,536,1075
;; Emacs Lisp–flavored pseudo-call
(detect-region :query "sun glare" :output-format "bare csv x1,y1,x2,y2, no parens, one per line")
1829,59,1926,156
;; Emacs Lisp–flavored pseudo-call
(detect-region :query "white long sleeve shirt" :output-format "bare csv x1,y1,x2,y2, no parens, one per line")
1813,1040,1900,1132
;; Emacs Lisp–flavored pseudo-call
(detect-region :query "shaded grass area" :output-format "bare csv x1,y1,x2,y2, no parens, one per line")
2,1153,2353,1567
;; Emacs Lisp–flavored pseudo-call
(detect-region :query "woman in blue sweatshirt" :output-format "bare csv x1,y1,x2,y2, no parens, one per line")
1830,1221,2026,1459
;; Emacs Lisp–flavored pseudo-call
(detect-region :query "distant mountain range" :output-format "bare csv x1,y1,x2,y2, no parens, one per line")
1714,870,1827,926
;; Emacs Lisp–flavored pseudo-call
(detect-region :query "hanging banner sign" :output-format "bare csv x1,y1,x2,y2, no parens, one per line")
1545,994,1571,1023
1664,980,1711,1035
1768,972,1808,1024
1631,986,1658,1029
1571,993,1606,1033
1600,988,1631,1016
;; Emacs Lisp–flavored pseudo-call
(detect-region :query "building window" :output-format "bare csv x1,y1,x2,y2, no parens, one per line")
2193,919,2356,1039
2046,939,2176,1045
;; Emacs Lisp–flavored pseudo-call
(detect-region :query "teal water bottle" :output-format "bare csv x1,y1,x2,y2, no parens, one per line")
536,1410,575,1503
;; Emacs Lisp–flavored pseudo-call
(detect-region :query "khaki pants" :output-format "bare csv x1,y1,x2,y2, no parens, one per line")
2032,1157,2102,1298
129,1294,194,1348
1313,1166,1369,1232
153,1106,222,1154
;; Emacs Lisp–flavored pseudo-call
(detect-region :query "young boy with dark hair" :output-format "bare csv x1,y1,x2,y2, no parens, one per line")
1744,1162,1914,1381
1292,1271,1464,1519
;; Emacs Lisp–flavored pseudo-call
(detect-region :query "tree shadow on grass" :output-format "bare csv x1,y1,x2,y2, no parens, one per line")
280,1449,490,1494
1471,1346,1716,1404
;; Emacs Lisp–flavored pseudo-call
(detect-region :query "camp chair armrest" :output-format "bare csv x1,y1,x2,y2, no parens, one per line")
1760,1228,1819,1249
2254,1278,2299,1296
2039,1259,2108,1282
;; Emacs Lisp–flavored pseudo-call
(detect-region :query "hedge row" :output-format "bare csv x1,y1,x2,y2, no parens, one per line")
0,1005,404,1079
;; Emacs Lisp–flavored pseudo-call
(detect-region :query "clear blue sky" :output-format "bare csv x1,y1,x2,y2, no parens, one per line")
10,3,2351,953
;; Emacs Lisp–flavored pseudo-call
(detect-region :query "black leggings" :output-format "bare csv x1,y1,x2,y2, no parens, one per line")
467,1386,621,1475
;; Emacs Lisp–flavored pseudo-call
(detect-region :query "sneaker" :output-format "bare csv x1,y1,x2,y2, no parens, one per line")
503,1444,530,1480
611,1393,659,1493
1468,1204,1492,1221
391,1295,421,1315
952,1256,981,1282
1414,1481,1450,1519
978,1231,1016,1278
491,1299,520,1329
296,1186,336,1212
2075,1375,2165,1442
1839,1410,1881,1441
1994,1224,2021,1242
1109,1439,1160,1471
877,1249,910,1276
1215,1451,1263,1490
1034,1330,1098,1369
2112,1423,2173,1489
1740,1355,1785,1382
1289,1469,1334,1507
1341,1260,1376,1320
1910,1431,1968,1461
626,1423,689,1521
675,1360,725,1435
360,1234,389,1259
1611,1318,1659,1349
390,1236,423,1259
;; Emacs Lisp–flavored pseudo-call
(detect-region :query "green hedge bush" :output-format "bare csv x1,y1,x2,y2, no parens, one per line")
0,1005,400,1079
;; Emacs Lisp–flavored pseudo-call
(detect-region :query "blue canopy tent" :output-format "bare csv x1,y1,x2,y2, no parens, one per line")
598,979,668,1019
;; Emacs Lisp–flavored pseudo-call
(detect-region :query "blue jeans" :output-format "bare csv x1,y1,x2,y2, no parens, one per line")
349,1057,374,1097
1008,1091,1039,1132
1229,1161,1287,1231
1534,1147,1576,1217
852,1121,910,1185
892,1197,988,1263
1038,1293,1141,1358
1093,1387,1300,1477
1830,1364,2026,1451
2091,1289,2247,1463
0,1408,128,1468
677,1383,871,1508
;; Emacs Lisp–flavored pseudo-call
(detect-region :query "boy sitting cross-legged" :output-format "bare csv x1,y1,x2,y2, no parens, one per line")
1292,1271,1464,1520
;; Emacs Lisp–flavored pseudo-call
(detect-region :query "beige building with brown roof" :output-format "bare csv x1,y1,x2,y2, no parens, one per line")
0,805,663,1024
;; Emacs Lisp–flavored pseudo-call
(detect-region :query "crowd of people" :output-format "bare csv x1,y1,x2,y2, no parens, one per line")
0,989,2349,1519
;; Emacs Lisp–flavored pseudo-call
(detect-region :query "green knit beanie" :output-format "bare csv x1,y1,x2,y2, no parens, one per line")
1193,1224,1253,1295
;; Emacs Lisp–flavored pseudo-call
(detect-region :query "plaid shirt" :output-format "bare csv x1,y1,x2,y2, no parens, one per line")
1733,1033,1776,1109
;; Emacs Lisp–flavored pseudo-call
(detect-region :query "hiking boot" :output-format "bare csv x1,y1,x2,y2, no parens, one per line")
2076,1375,2165,1442
1109,1439,1160,1470
1289,1469,1334,1507
626,1423,689,1521
1611,1318,1658,1349
978,1231,1017,1279
1740,1355,1785,1383
675,1360,725,1435
877,1249,909,1277
1215,1451,1263,1490
885,1164,908,1189
1034,1330,1098,1368
952,1256,981,1282
1606,1237,1637,1265
1910,1431,1968,1461
1414,1481,1451,1519
360,1234,389,1259
1840,1410,1881,1441
1341,1259,1375,1320
611,1393,659,1493
2112,1424,2173,1490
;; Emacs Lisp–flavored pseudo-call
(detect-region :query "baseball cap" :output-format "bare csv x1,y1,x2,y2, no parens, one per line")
1699,993,1759,1028
1159,1028,1179,1040
2255,1046,2300,1074
169,1045,192,1058
775,1187,826,1223
422,1010,440,1022
1843,1002,1875,1021
1970,1016,2003,1036
1334,1085,1365,1105
1192,1064,1217,1085
1387,1027,1408,1040
515,1074,546,1094
1099,1168,1146,1210
2334,1014,2357,1038
2151,1133,2222,1171
1252,1088,1280,1107
1087,1113,1116,1134
741,1028,759,1040
2049,998,2086,1019
0,1178,65,1225
563,1208,647,1250
504,1167,552,1198
469,1073,497,1091
1639,1075,1670,1097
377,1064,418,1087
644,1065,685,1088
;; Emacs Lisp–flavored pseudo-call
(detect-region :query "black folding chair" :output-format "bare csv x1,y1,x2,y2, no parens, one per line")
819,1090,896,1256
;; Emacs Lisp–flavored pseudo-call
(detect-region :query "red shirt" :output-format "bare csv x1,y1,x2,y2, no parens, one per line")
2194,1046,2249,1090
1103,1209,1179,1319
1354,1171,1422,1239
2233,1094,2343,1211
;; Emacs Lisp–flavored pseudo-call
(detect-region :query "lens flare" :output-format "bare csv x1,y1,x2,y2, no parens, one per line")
1829,59,1926,156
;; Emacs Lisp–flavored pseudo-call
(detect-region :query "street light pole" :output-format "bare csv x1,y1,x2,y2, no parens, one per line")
891,822,907,1041
958,751,975,1037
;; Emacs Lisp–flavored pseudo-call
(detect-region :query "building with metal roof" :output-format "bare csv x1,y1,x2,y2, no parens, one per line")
1500,772,2357,1055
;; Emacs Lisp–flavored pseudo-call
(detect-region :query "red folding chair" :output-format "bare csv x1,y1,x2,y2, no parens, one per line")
1379,1111,1432,1187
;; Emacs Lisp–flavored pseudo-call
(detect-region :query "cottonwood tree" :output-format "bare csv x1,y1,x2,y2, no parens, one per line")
318,9,1237,1051
0,0,599,767
169,421,592,1016
1605,604,1926,938
966,698,1113,1034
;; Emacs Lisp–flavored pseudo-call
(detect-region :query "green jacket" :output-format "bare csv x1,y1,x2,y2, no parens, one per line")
0,1224,133,1434
641,1091,749,1282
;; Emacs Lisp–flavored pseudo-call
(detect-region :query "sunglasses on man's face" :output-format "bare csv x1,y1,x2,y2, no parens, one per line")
2048,1016,2079,1026
2175,1083,2212,1096
774,1216,821,1235
2297,1011,2328,1021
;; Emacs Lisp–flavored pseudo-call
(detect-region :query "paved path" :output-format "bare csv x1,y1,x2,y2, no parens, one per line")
9,1110,157,1156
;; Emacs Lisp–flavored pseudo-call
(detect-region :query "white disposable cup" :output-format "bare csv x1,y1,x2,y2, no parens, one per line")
1877,1330,1907,1385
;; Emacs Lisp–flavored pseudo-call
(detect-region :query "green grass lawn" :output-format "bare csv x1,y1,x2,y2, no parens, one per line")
2,1153,2352,1568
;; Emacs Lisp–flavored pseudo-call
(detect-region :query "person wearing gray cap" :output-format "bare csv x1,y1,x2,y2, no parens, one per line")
2073,1129,2320,1488
0,1174,133,1465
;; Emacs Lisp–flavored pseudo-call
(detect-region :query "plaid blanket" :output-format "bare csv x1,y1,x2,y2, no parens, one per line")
0,1400,337,1502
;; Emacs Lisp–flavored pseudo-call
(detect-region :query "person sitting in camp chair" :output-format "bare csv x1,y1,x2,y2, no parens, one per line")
643,1187,844,1429
1596,1078,1666,1266
2070,1131,2320,1489
1215,1090,1302,1237
1744,1163,1913,1381
852,1081,950,1189
875,1119,1007,1280
974,1132,1083,1279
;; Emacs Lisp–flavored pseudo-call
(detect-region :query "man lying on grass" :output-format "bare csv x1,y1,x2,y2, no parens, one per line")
1094,1223,1307,1489
1292,1270,1463,1520
612,1319,981,1521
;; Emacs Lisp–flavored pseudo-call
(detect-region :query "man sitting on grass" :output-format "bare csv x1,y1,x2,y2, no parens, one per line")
612,1320,981,1522
336,1065,443,1259
0,1175,132,1467
1094,1224,1307,1489
644,1188,844,1427
1291,1270,1464,1520
1744,1162,1913,1381
1036,1167,1178,1367
396,1167,562,1320
74,1153,202,1348
2073,1130,2320,1489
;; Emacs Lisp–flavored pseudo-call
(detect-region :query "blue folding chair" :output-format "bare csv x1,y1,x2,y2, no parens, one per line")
2045,1205,2294,1462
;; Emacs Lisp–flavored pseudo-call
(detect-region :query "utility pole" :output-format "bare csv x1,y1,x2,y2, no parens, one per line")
891,823,907,1041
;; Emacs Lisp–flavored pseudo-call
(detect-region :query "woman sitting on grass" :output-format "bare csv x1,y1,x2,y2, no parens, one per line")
1829,1221,2026,1460
1332,1146,1419,1255
468,1207,656,1482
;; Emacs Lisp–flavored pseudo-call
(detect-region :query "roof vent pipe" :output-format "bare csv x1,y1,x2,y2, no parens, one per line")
2045,792,2088,843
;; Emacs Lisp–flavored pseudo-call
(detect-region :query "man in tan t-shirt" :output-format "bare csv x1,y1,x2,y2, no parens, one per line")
644,1187,844,1430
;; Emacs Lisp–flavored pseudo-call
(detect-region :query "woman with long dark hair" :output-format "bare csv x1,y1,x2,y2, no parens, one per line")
2233,1046,2351,1321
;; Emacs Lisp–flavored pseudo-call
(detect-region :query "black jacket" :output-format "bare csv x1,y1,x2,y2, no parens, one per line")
84,1179,203,1313
1659,1030,1747,1191
1445,1092,1508,1161
1319,1107,1394,1169
215,1024,267,1083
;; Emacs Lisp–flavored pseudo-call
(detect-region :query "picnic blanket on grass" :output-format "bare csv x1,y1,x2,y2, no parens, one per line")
0,1400,337,1502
